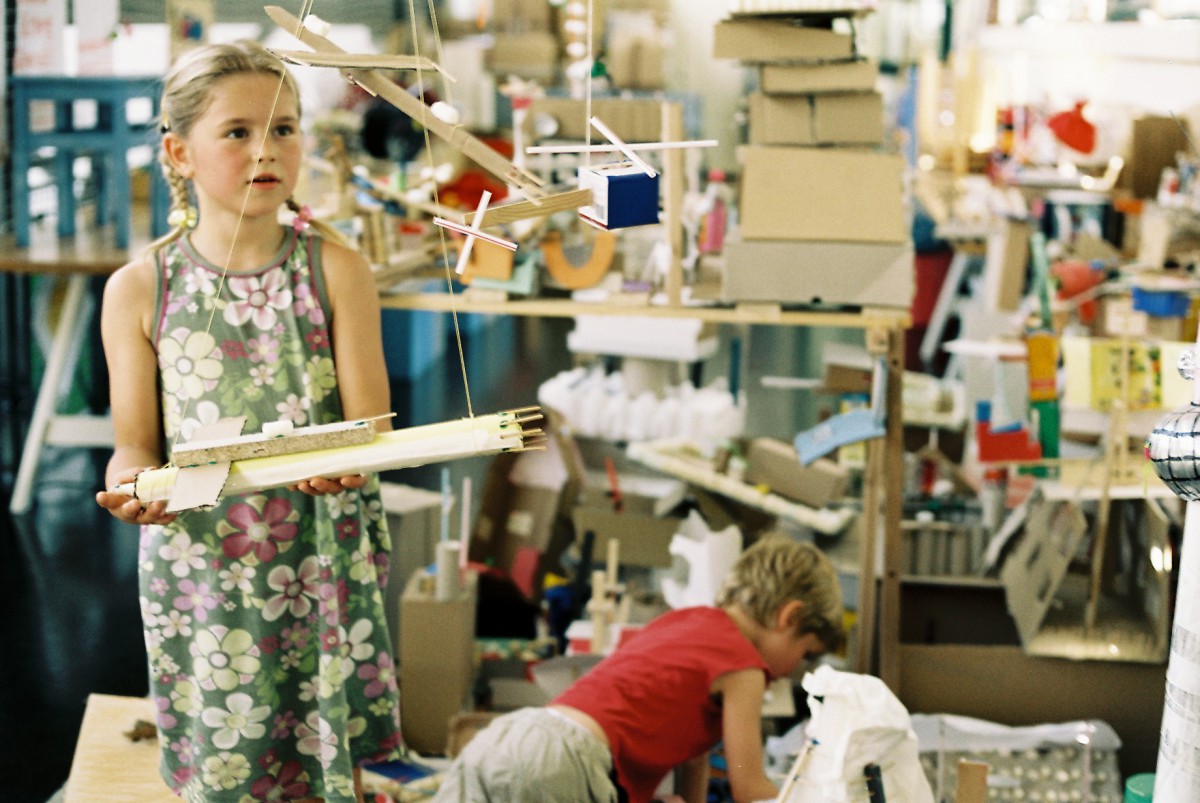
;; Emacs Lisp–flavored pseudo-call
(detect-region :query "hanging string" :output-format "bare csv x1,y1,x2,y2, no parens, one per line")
585,0,594,170
407,0,476,422
169,0,317,455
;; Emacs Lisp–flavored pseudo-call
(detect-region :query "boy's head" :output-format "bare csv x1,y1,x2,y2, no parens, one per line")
716,534,845,654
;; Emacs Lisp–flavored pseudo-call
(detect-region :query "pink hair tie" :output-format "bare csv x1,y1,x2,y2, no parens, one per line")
293,205,313,233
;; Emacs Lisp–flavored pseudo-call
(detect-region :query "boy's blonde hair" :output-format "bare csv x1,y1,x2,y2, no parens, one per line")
147,39,346,253
716,534,845,651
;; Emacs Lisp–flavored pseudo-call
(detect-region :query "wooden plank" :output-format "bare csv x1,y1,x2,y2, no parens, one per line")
378,292,911,329
65,694,178,803
878,325,907,691
272,49,448,76
264,6,545,199
462,189,592,227
661,102,685,306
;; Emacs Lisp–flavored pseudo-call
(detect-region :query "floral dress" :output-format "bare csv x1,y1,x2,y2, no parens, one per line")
139,228,403,802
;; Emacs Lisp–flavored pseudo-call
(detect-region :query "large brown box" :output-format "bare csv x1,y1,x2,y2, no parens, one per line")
399,570,478,756
748,92,883,146
738,146,907,243
721,237,914,309
760,60,877,94
1118,115,1191,199
744,437,849,508
713,18,854,62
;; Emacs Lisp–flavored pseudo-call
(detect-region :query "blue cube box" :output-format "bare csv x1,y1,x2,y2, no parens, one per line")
578,162,660,229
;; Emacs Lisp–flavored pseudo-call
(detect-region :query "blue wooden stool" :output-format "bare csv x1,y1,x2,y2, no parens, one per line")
10,75,170,248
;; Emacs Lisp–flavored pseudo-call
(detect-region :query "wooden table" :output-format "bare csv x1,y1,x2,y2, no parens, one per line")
0,216,144,514
64,694,177,802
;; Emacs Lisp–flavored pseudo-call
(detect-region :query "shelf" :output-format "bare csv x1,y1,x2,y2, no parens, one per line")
378,292,911,331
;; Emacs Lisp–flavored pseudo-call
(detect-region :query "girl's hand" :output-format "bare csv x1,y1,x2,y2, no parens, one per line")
95,467,178,526
290,475,366,496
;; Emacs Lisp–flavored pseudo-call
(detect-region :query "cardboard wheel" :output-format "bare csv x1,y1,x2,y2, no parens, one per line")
542,229,617,290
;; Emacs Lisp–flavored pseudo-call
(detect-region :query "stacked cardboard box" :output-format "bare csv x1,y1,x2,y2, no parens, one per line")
713,11,913,309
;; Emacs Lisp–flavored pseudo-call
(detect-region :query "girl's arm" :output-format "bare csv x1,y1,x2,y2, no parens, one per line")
714,668,780,803
94,257,177,525
293,238,392,495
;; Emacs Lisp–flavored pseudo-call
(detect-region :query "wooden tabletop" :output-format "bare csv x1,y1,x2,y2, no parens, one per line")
0,211,151,276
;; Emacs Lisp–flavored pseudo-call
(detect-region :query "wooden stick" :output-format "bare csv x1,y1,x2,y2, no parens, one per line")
264,6,545,198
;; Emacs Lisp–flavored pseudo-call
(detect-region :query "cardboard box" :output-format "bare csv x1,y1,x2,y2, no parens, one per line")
713,18,854,62
1118,114,1191,199
749,92,883,146
486,31,559,81
608,32,666,90
760,60,877,94
490,0,553,31
896,579,1166,777
737,146,907,243
527,97,671,142
380,482,442,645
744,437,849,508
571,506,682,569
898,643,1165,778
748,93,813,145
721,237,914,308
399,569,478,755
813,92,884,145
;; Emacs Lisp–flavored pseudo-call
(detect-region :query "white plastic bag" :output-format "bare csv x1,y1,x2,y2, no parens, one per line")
772,665,935,803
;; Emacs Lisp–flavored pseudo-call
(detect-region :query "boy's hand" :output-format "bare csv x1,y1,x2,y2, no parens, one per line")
290,475,366,496
96,467,178,526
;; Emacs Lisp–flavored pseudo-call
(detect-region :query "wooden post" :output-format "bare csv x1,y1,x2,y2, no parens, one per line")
878,323,907,691
661,102,685,306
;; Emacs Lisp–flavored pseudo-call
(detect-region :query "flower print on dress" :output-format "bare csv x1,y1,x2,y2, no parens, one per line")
249,754,311,801
217,496,299,565
156,693,179,731
159,329,223,401
223,269,294,331
177,400,224,445
200,751,252,793
218,562,256,595
174,578,220,623
263,556,321,622
159,531,208,578
295,710,339,769
293,282,326,326
192,625,261,692
357,651,397,699
275,393,310,426
201,692,271,749
247,333,280,364
302,355,338,404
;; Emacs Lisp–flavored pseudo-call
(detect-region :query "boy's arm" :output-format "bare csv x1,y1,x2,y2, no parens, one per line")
295,239,392,495
675,754,710,803
95,258,177,525
715,668,780,803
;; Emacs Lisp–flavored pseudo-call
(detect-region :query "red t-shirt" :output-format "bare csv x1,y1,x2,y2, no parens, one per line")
553,607,769,803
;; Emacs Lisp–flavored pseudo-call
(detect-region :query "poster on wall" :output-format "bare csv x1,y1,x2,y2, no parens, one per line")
13,0,67,75
167,0,214,62
77,0,120,75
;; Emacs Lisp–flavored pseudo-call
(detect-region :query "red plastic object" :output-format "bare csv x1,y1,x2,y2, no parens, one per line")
1047,101,1096,155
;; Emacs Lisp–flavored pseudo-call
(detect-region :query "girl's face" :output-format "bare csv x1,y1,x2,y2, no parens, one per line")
170,72,302,224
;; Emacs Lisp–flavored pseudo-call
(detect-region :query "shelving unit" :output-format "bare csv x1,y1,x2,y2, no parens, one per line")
379,290,913,689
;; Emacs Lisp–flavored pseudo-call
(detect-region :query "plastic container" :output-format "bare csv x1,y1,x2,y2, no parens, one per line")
1124,772,1154,802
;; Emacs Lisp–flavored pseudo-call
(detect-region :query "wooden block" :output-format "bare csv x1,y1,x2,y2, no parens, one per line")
65,694,177,803
954,759,989,803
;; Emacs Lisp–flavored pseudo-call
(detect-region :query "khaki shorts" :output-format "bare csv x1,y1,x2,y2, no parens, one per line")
433,707,619,802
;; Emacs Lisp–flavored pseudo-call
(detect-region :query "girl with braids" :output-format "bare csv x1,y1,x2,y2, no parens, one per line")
95,40,402,802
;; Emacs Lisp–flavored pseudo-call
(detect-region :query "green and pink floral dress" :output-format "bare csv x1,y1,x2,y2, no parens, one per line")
138,228,403,802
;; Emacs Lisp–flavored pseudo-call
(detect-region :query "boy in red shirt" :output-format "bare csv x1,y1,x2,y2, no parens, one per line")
434,534,845,803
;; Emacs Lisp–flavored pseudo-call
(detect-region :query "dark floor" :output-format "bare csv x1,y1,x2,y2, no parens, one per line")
0,309,573,803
